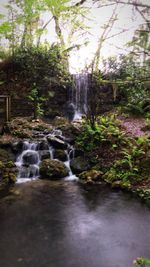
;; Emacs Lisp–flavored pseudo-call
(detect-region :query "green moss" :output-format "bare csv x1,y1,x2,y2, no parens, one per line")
40,159,69,179
13,130,31,138
0,149,15,162
79,170,103,183
5,161,15,168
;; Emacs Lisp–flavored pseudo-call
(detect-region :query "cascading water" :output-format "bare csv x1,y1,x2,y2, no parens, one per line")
70,73,89,120
15,130,78,183
16,141,40,183
64,145,78,181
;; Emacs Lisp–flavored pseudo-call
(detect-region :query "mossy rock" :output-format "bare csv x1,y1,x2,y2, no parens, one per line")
13,129,31,138
54,149,67,161
0,163,17,185
3,171,17,184
70,156,90,174
47,136,67,149
33,124,49,132
79,170,103,183
39,151,51,160
111,180,131,190
40,159,69,179
59,124,82,141
0,148,15,162
5,161,15,168
37,141,49,151
53,116,69,126
0,160,4,169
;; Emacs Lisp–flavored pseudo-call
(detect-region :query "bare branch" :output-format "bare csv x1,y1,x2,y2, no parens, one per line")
75,0,87,7
105,28,129,40
134,6,150,30
108,0,150,9
42,16,54,31
37,16,54,46
90,3,118,71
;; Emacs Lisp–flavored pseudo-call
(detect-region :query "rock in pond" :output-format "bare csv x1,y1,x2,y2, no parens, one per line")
70,156,90,174
40,159,69,179
79,170,104,183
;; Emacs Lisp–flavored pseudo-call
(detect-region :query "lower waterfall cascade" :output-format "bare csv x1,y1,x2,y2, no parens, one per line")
15,130,78,183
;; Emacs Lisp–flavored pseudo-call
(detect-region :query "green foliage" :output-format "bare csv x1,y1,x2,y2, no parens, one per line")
0,21,12,35
102,54,150,114
105,136,150,185
127,24,150,65
28,83,45,119
125,103,144,116
144,118,150,130
13,45,70,84
0,44,71,116
76,115,127,151
136,189,150,201
0,0,89,60
134,257,150,267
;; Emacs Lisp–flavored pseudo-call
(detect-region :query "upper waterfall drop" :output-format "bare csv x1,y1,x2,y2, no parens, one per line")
69,73,89,120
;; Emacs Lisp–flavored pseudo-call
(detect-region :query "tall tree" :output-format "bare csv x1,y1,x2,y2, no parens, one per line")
43,0,89,69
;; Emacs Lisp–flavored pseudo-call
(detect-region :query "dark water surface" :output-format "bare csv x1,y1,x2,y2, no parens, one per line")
0,180,150,267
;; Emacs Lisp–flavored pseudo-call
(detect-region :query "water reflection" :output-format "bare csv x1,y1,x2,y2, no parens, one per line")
0,180,149,267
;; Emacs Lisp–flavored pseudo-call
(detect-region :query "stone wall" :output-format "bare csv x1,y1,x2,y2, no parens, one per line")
0,86,68,119
0,58,68,119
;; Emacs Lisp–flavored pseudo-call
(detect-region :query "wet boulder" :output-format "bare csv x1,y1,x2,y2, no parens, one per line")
39,150,51,161
54,149,67,162
65,103,75,122
11,141,24,154
70,156,90,174
37,141,49,151
23,151,39,165
40,159,69,179
47,136,67,150
58,124,82,142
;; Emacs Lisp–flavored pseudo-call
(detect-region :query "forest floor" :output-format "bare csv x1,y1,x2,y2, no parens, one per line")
119,116,150,137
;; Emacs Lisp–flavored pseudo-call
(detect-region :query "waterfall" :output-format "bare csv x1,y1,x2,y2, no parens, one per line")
15,131,78,183
64,145,78,181
70,73,89,120
16,141,40,183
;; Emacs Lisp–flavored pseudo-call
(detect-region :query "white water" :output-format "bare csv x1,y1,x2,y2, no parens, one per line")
70,73,89,120
16,141,40,183
64,146,78,181
15,132,78,183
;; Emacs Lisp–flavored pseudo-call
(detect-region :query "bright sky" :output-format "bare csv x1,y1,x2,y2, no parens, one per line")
0,0,149,73
69,0,149,72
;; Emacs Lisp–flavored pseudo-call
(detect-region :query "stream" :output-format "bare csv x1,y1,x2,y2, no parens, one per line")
0,180,150,267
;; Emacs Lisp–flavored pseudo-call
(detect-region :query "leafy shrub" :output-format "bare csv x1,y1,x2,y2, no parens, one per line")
76,115,127,151
104,136,150,186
